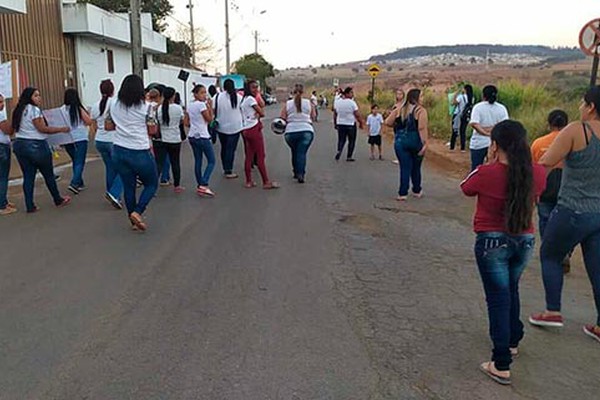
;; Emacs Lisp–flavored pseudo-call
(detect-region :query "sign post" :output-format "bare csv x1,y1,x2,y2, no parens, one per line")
178,69,190,108
367,64,381,105
579,18,600,86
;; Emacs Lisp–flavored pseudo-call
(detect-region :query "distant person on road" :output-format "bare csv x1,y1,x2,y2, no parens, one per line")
529,86,600,345
469,85,509,171
12,87,72,213
311,91,319,122
156,87,185,194
451,84,473,152
333,87,364,162
386,88,428,201
0,92,16,215
62,88,93,195
107,74,159,231
531,110,572,274
390,88,405,165
214,78,244,179
185,84,216,197
366,104,384,160
281,83,316,183
240,80,279,190
90,79,123,210
461,120,546,386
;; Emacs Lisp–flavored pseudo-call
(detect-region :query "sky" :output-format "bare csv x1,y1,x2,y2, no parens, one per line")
168,0,599,73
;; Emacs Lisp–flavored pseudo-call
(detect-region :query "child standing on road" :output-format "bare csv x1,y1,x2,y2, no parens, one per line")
367,104,384,160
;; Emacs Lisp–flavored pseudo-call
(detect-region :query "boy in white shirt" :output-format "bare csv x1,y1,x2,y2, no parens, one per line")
366,104,384,160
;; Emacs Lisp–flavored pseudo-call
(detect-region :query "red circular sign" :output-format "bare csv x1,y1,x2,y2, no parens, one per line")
579,18,600,56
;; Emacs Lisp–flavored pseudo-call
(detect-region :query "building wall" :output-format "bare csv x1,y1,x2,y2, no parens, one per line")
0,0,76,108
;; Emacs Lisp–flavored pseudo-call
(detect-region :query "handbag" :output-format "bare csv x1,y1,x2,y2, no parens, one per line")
146,104,161,139
396,107,423,153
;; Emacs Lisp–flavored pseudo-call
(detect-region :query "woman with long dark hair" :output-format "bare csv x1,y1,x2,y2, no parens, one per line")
461,120,546,385
107,75,158,231
62,88,92,195
12,87,72,213
214,78,243,178
281,83,316,183
156,86,185,193
0,92,16,215
529,86,600,345
90,79,123,209
240,80,278,189
451,84,473,152
385,88,429,201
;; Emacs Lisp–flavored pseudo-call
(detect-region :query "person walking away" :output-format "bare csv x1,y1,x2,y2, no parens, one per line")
62,88,93,195
90,79,123,209
215,79,243,178
281,83,315,184
461,120,546,385
108,75,159,231
156,87,185,193
240,80,279,190
11,87,72,213
531,110,572,273
469,85,509,171
0,93,16,215
529,86,600,344
390,88,405,165
311,91,319,122
385,89,428,201
451,84,473,152
367,104,384,160
334,87,364,161
185,84,216,197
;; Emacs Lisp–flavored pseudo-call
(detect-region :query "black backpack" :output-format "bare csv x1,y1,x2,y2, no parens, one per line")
461,100,473,125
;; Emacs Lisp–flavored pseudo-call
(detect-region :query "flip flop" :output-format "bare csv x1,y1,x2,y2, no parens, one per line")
479,362,511,385
129,212,147,232
244,182,257,189
263,182,280,190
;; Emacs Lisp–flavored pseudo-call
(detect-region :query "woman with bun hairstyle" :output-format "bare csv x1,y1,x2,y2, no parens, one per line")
155,86,185,193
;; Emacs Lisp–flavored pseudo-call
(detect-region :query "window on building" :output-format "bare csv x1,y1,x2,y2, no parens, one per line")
143,54,149,70
107,49,115,74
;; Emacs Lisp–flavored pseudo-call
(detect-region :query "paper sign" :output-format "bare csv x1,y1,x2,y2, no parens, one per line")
0,61,13,99
44,107,73,146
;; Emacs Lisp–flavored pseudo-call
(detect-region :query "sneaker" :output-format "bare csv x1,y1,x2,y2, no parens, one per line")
136,178,143,188
412,191,423,199
529,313,564,328
104,192,123,210
391,159,399,165
335,152,341,161
225,173,239,179
160,180,172,187
57,196,72,208
0,206,17,216
583,325,600,343
297,175,305,184
77,185,87,192
174,186,185,194
54,174,62,182
68,185,80,195
346,158,356,162
197,186,215,197
396,195,408,201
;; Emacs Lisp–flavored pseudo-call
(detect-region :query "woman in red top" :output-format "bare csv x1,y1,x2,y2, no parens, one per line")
461,120,546,385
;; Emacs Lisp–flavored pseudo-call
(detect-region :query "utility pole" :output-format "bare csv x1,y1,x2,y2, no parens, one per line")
187,0,196,66
225,0,231,74
130,0,144,78
254,31,258,54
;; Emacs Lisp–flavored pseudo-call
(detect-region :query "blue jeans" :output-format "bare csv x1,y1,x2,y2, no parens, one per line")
470,147,488,171
112,145,158,215
189,137,216,187
0,143,11,209
160,156,171,183
284,131,314,177
218,132,240,174
541,205,600,325
394,135,423,196
13,139,64,212
64,140,88,188
537,202,556,237
475,232,535,371
95,140,123,199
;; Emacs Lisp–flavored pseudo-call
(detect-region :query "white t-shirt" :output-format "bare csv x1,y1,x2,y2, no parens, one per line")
0,108,10,145
454,93,468,116
334,94,342,108
285,99,314,134
240,96,259,130
367,113,384,136
469,101,509,150
215,92,243,134
188,100,210,139
157,103,184,143
61,105,88,143
109,100,151,150
335,98,359,126
16,105,47,140
310,94,318,107
90,98,115,143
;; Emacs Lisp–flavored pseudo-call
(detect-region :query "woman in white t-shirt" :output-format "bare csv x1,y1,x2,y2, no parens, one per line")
185,84,216,197
107,74,159,231
214,78,244,179
61,88,92,195
333,87,365,161
90,79,123,209
469,85,509,171
156,87,185,193
0,92,16,215
451,84,473,152
281,84,316,184
11,87,72,213
240,80,279,189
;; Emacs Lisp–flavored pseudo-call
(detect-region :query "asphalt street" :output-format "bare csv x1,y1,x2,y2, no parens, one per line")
0,107,598,399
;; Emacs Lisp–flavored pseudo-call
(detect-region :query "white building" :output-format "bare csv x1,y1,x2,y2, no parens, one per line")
0,0,26,14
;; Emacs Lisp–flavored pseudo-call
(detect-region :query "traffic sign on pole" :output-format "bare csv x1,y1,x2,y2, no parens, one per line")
579,18,600,85
368,64,381,78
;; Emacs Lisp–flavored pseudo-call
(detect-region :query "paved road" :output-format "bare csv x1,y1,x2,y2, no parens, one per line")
1,107,598,399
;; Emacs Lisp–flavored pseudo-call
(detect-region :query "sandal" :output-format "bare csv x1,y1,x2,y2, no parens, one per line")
244,182,257,189
479,362,511,385
129,212,147,232
263,182,280,190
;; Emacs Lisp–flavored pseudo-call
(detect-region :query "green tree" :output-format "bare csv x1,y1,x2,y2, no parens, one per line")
232,54,275,84
78,0,173,32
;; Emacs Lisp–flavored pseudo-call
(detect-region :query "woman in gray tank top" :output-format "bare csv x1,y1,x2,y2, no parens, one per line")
529,86,600,345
